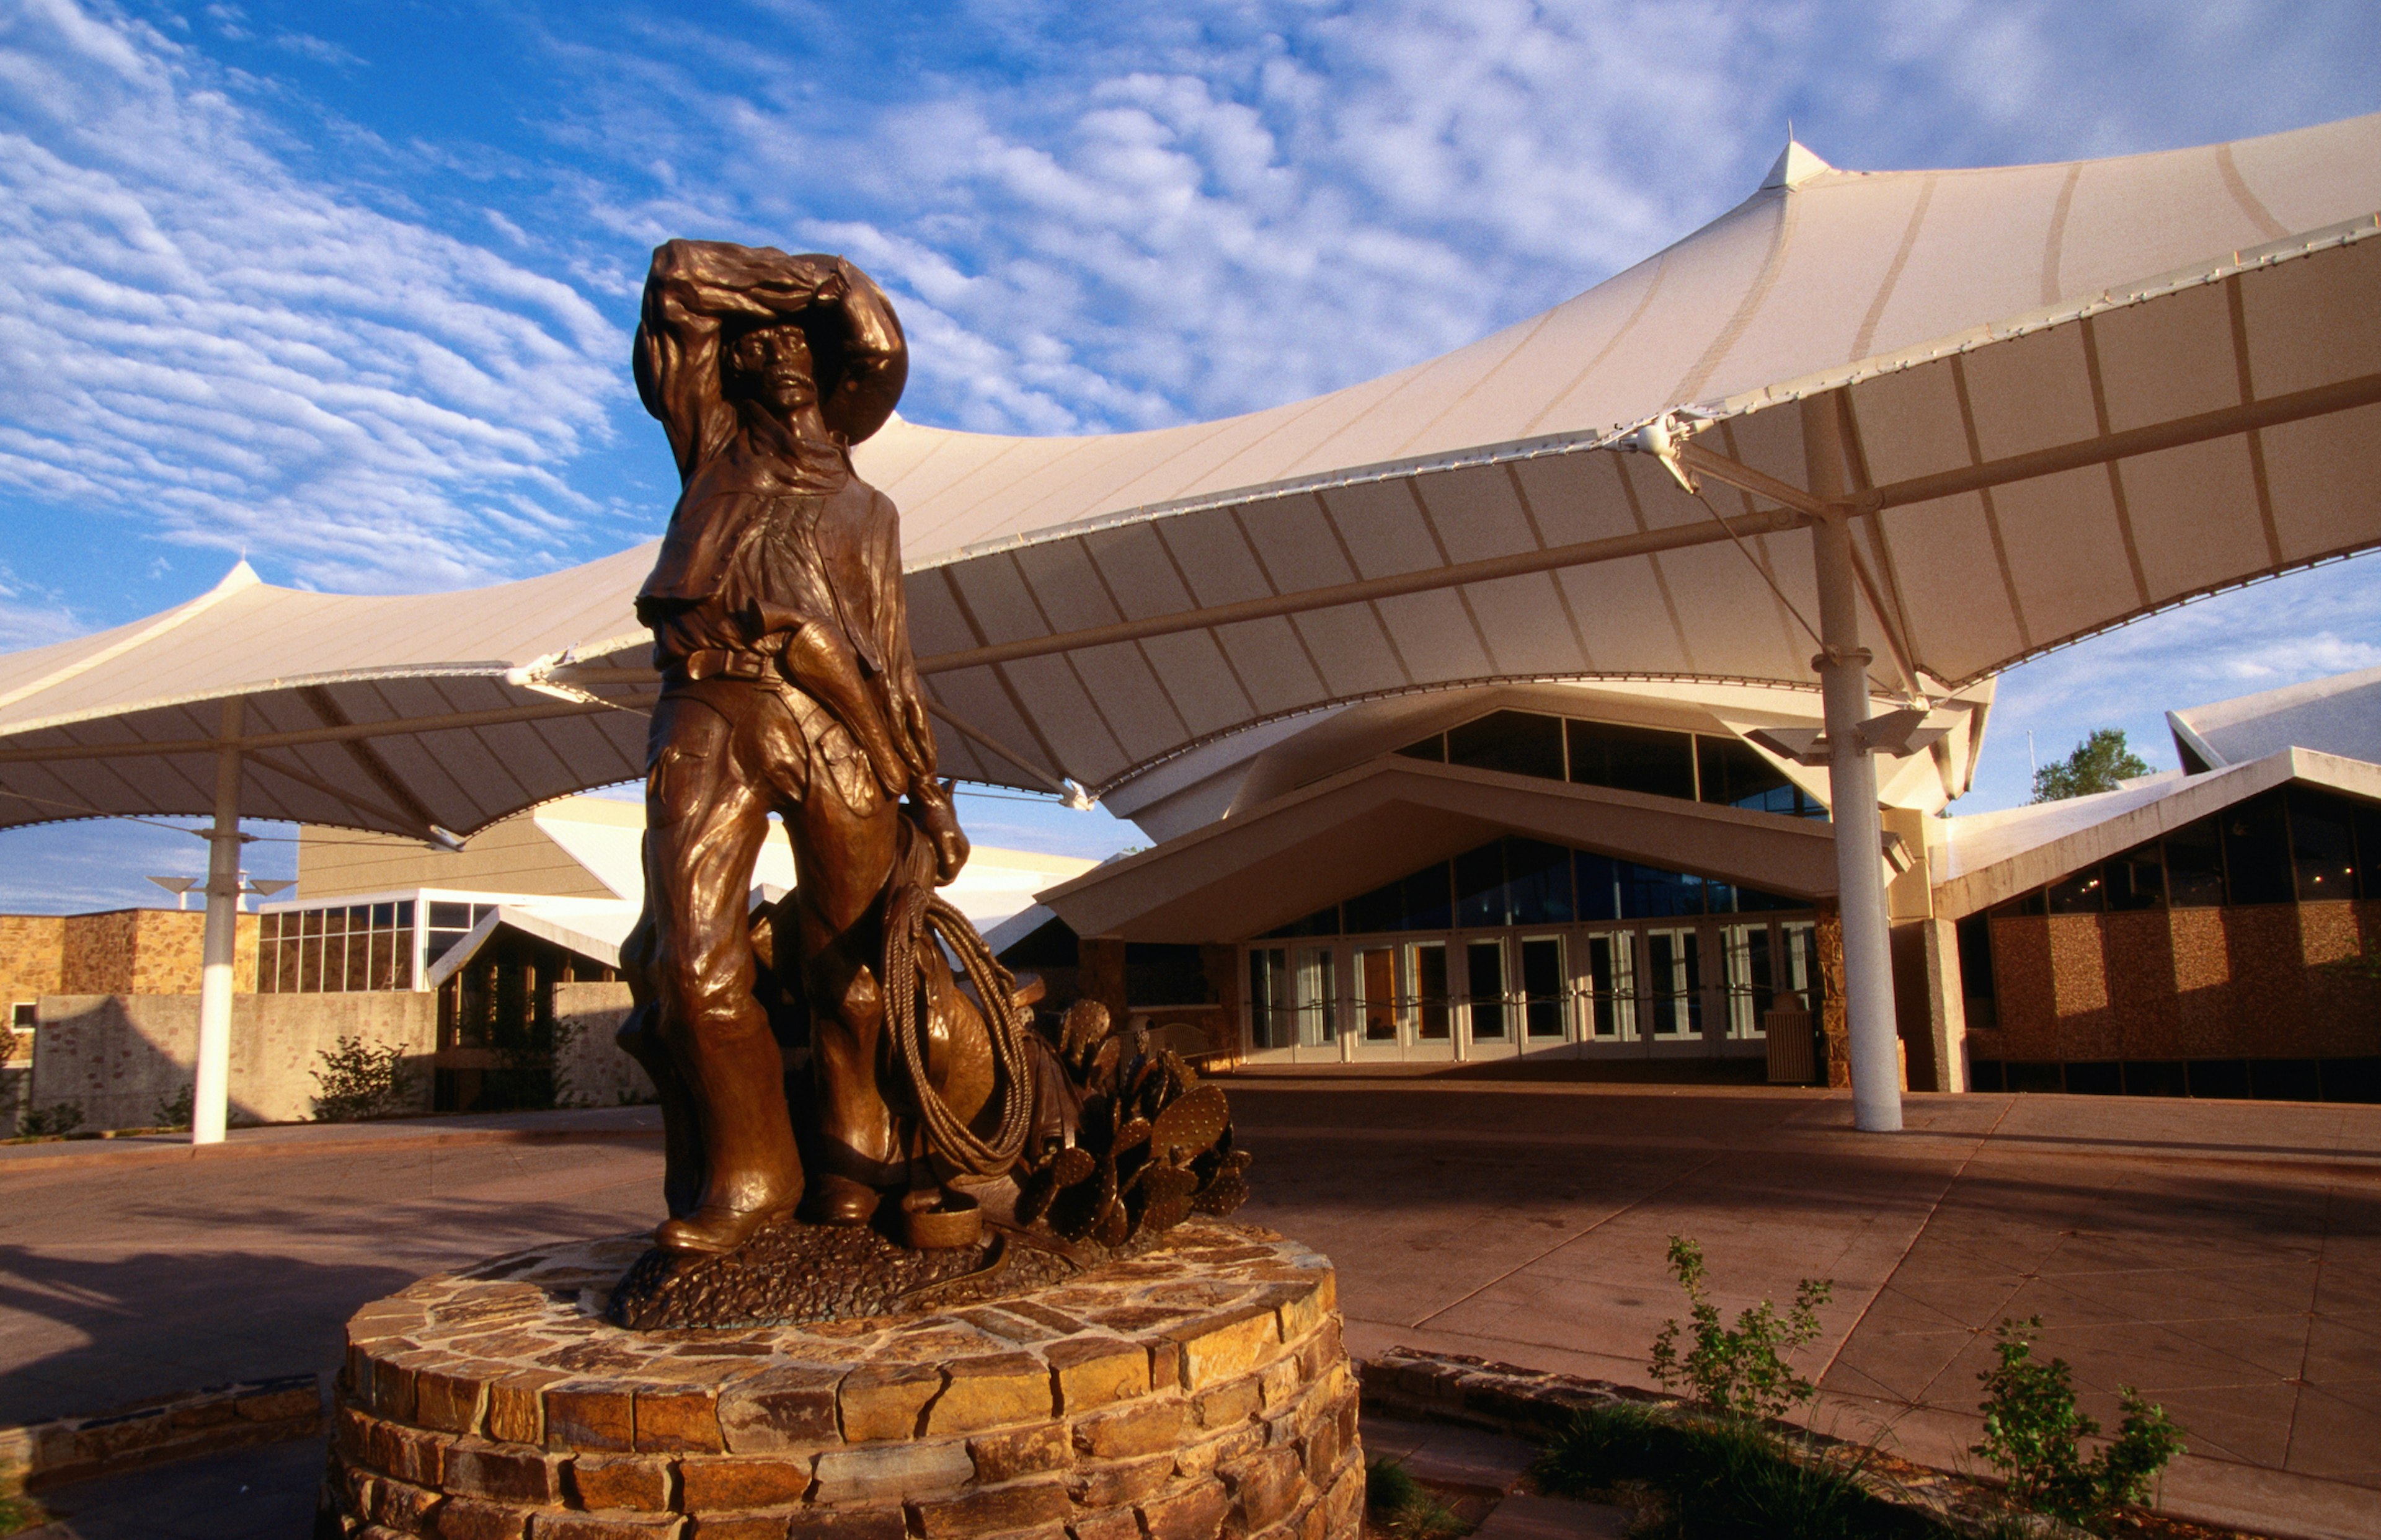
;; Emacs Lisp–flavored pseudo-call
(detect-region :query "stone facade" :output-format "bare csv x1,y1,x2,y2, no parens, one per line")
0,915,67,1010
1971,898,2381,1063
30,991,435,1130
322,1222,1360,1540
552,983,658,1109
0,908,260,1005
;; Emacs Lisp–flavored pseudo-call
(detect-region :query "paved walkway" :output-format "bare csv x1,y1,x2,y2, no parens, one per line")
1228,1079,2381,1540
2,1086,2374,1539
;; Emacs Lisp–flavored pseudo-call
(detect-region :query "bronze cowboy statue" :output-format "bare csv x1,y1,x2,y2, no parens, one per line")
613,241,1246,1270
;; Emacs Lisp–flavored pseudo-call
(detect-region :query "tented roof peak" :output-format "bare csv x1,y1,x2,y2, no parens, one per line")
1762,136,1835,189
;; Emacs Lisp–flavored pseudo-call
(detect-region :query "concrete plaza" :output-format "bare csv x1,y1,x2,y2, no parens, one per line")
2,1082,2374,1539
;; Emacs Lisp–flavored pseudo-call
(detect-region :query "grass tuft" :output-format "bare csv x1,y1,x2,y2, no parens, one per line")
1534,1403,1951,1540
1367,1456,1471,1540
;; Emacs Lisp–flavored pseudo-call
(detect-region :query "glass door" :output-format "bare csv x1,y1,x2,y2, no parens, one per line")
1293,945,1341,1060
1519,935,1568,1048
1247,946,1293,1057
1463,937,1511,1055
1646,927,1702,1042
1721,923,1771,1040
1409,941,1455,1060
1579,929,1638,1045
1352,943,1404,1058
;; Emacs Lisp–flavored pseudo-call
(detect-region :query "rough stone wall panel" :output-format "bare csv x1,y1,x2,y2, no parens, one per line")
553,982,653,1108
1986,916,2056,1058
0,916,66,1006
322,1223,1360,1540
29,992,435,1130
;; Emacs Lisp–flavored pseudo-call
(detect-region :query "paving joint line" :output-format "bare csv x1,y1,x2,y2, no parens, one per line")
1409,1149,1729,1332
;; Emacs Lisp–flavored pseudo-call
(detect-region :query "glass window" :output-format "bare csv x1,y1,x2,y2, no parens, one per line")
2165,818,2224,906
1411,942,1451,1040
1343,878,1404,936
1465,939,1507,1042
344,928,370,993
1401,863,1453,932
1778,922,1819,1012
395,900,415,927
1620,862,1705,919
2104,844,2165,910
2287,787,2357,903
2047,867,2105,914
1956,914,1995,1001
1357,946,1399,1043
1520,936,1566,1040
1455,843,1507,929
2357,801,2381,901
1583,931,1636,1039
1646,927,1700,1038
1248,948,1292,1050
1736,885,1799,912
1505,839,1574,925
275,929,301,993
369,928,395,992
392,940,414,992
1721,923,1771,1039
1395,733,1447,763
2222,792,2294,905
298,926,322,992
301,908,324,939
1697,737,1824,818
1260,906,1339,939
370,903,394,928
1576,852,1620,923
1447,711,1565,781
429,901,472,931
1567,719,1695,800
1294,947,1337,1048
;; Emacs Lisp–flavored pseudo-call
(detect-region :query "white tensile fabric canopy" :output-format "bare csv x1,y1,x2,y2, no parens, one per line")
3,112,2377,834
0,544,655,839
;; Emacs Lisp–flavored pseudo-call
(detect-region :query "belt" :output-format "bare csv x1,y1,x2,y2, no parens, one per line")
667,646,771,685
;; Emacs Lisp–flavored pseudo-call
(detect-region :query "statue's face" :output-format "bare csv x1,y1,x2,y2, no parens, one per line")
725,324,818,417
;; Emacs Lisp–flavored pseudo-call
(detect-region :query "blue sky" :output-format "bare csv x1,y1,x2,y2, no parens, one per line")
4,0,2380,909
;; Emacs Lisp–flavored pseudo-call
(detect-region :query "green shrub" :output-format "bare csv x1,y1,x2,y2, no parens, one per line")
1365,1457,1468,1540
1535,1404,1940,1540
1973,1317,2186,1531
311,1036,412,1122
1649,1236,1835,1419
17,1100,83,1138
154,1082,193,1130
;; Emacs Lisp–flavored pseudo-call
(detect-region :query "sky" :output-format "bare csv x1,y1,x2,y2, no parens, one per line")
2,0,2379,910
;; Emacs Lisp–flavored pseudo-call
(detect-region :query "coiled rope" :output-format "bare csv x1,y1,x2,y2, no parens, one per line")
882,832,1034,1175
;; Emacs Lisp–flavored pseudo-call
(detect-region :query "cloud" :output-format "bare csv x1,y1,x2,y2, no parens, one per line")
0,0,631,595
518,0,2379,443
0,559,78,651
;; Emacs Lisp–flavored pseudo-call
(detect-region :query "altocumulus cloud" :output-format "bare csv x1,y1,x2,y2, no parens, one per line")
534,0,2379,442
0,0,626,596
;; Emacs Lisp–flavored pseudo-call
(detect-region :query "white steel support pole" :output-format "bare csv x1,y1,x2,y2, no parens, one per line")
1803,398,1902,1133
193,697,244,1146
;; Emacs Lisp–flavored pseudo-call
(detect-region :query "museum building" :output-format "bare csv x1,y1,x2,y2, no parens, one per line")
1001,666,2381,1102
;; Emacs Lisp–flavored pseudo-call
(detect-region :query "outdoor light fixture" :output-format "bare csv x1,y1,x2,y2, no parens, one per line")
145,874,198,910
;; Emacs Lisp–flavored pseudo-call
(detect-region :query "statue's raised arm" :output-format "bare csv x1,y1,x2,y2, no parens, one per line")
634,239,907,480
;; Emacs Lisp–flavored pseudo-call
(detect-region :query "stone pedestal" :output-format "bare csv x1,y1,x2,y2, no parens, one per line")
319,1221,1360,1540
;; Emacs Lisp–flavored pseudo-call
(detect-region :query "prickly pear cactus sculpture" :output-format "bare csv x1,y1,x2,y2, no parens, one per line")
1015,1001,1252,1246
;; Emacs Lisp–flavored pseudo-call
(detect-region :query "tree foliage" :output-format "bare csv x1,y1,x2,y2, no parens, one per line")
2031,728,2152,802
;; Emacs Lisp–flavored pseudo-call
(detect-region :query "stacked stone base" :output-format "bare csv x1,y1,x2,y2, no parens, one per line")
321,1222,1359,1540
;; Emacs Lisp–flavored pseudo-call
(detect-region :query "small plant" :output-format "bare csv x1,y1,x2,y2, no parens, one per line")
1973,1317,2186,1530
154,1082,194,1130
311,1035,412,1122
1365,1457,1468,1540
17,1100,83,1138
1649,1236,1835,1419
1533,1399,1675,1496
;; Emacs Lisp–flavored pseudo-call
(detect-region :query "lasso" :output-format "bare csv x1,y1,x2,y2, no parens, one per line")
880,831,1035,1177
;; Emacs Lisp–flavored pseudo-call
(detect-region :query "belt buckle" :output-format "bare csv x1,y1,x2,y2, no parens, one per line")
724,652,763,680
